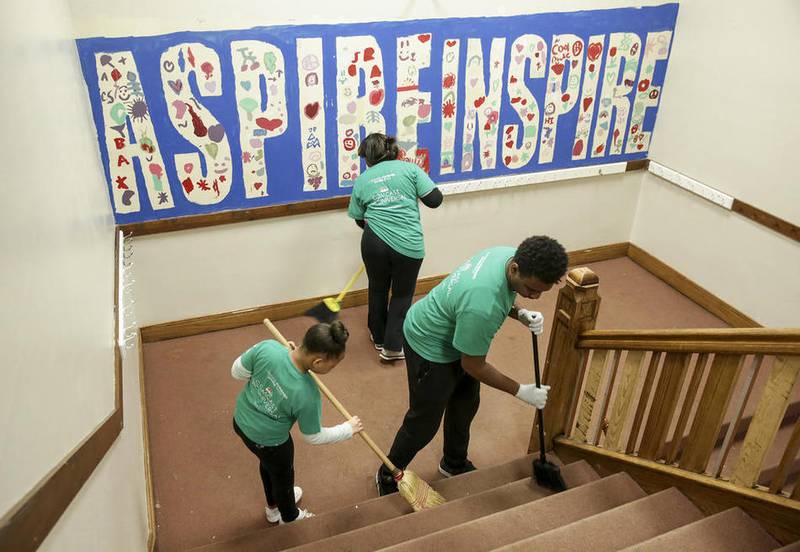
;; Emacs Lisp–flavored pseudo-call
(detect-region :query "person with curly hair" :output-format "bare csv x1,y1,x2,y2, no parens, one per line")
375,236,568,495
231,321,363,524
347,133,443,362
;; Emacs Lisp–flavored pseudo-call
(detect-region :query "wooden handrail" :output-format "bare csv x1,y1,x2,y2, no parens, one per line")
578,328,800,354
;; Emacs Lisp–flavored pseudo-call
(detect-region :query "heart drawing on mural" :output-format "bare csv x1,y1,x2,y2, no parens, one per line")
168,80,183,93
587,42,603,61
256,117,283,131
304,102,320,119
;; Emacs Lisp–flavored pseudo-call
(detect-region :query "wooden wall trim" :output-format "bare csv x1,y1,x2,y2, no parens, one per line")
119,196,350,237
555,438,800,545
731,199,800,243
138,331,157,552
0,234,124,552
141,243,631,343
627,243,759,328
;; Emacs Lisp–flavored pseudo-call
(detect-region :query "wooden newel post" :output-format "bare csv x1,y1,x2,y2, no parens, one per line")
528,267,601,453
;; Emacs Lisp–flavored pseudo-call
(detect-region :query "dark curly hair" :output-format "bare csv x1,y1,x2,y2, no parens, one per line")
358,133,400,166
513,236,568,284
302,321,349,358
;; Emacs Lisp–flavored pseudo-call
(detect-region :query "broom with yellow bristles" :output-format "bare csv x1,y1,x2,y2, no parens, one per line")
263,318,446,512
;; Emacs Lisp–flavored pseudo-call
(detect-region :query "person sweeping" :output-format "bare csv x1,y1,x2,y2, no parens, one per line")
231,321,363,524
376,235,568,495
347,133,443,362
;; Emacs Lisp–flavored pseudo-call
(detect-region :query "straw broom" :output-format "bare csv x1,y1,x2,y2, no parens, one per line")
263,318,446,512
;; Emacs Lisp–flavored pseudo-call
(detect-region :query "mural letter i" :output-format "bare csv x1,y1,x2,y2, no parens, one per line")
296,38,327,192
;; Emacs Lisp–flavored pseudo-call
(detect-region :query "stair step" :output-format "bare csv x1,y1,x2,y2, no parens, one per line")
193,453,549,552
290,460,599,552
493,487,704,551
380,471,644,552
619,507,779,551
774,542,800,551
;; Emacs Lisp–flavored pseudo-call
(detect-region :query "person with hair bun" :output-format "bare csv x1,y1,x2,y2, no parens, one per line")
348,133,444,362
231,321,363,524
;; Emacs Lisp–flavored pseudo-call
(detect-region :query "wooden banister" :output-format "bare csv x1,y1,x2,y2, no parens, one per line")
578,328,800,355
528,267,600,453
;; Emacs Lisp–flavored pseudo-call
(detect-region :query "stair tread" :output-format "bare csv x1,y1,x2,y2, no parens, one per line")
288,460,599,552
619,507,780,552
192,453,554,552
379,471,645,552
493,487,704,552
774,542,800,551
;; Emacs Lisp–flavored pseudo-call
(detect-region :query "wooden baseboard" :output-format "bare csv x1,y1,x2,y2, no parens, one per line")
137,331,157,552
141,243,631,343
555,438,800,545
627,243,759,328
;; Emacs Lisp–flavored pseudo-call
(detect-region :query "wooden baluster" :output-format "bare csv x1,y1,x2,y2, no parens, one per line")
565,352,591,439
792,477,800,500
769,418,800,494
592,350,623,446
626,352,661,454
679,354,744,473
638,352,691,460
666,353,710,465
605,350,646,452
573,350,609,443
529,267,600,453
711,355,763,478
731,355,800,487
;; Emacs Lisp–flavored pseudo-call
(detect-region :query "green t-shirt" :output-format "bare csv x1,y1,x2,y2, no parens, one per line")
233,340,322,446
404,246,517,363
347,160,436,259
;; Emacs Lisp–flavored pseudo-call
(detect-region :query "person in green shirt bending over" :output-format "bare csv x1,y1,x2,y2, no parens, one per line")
347,133,443,362
376,236,569,495
231,321,363,523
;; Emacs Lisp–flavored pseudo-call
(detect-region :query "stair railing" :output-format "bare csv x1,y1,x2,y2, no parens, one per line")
529,268,800,543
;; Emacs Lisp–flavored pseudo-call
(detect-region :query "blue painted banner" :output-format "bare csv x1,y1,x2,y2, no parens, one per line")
76,5,678,223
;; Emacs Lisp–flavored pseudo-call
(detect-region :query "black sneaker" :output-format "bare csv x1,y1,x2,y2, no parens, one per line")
375,465,398,496
438,458,477,478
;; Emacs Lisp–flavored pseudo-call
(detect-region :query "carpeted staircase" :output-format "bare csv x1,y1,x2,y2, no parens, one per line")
192,453,793,552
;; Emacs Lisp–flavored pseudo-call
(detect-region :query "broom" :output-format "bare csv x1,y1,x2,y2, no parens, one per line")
304,265,365,323
263,318,446,511
531,333,567,492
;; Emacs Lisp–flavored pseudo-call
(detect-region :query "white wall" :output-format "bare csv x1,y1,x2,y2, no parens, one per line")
0,0,148,549
40,343,149,552
133,172,641,324
634,1,800,326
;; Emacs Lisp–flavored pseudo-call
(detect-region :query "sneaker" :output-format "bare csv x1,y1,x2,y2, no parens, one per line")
278,508,315,524
265,486,303,523
369,333,383,351
379,348,405,361
375,465,399,496
438,458,477,478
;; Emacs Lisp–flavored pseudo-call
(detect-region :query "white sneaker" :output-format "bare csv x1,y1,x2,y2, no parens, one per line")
379,348,405,361
265,486,303,523
278,508,315,524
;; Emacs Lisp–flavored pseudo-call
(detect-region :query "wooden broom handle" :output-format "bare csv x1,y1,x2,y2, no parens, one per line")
262,318,399,474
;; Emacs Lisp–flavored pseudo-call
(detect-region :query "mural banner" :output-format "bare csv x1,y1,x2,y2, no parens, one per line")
76,5,678,223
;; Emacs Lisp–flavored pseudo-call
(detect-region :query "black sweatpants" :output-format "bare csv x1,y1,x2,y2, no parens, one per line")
386,338,481,469
233,419,299,522
360,224,423,351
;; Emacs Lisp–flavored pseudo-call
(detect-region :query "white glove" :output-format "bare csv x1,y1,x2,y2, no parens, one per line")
517,309,544,335
516,383,550,409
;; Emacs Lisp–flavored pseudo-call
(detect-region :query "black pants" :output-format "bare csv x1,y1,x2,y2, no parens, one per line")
386,338,481,469
360,224,423,351
233,419,298,522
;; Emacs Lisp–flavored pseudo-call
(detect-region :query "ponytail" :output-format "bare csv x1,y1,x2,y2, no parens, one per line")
302,321,349,358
